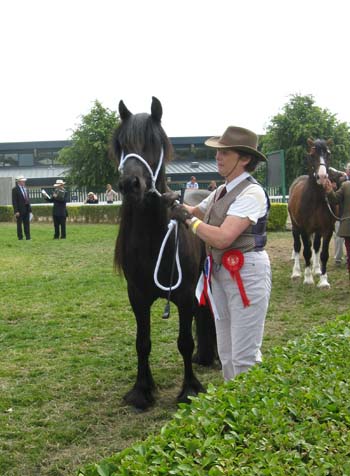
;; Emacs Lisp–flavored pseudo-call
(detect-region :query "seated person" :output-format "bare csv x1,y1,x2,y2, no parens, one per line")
84,192,99,204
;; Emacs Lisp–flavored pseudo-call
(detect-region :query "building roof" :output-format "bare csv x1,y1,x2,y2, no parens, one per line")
0,166,69,179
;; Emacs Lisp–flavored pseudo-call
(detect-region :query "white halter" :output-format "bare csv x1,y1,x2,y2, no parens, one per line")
118,148,164,196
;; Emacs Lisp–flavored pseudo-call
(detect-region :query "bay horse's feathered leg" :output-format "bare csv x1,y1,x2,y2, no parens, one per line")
123,285,156,410
291,228,302,279
312,233,322,276
301,231,314,285
317,230,332,288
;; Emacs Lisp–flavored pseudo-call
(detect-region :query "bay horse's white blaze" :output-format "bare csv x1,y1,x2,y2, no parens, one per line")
291,252,302,279
303,266,314,285
317,273,330,289
311,249,321,276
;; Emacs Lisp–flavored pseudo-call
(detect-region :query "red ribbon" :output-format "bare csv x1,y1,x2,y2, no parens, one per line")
222,250,250,307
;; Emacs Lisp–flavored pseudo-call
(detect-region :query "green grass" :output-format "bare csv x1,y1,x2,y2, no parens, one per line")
0,223,349,476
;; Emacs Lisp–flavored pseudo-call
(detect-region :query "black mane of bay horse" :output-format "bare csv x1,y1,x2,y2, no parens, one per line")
110,97,215,410
288,138,336,287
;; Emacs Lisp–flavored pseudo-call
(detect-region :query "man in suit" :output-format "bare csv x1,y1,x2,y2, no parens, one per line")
12,175,32,240
43,179,68,239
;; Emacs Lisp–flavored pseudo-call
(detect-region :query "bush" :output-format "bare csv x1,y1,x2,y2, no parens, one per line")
0,206,14,222
78,314,350,476
0,205,120,224
267,203,288,231
1,203,287,229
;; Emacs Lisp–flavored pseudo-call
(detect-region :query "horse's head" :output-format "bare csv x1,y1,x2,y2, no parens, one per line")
110,97,172,202
306,138,333,186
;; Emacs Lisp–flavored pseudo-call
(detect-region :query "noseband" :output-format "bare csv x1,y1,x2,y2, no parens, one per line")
118,148,164,197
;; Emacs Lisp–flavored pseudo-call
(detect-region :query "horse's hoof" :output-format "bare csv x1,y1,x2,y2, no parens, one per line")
303,278,315,285
177,379,205,404
291,272,301,280
123,387,155,411
317,274,330,289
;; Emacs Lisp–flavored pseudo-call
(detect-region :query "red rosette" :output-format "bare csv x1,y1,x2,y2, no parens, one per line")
222,250,250,307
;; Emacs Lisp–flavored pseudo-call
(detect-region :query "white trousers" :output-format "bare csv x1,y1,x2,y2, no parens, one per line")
211,251,271,381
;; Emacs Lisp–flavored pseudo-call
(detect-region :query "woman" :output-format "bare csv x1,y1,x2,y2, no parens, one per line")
323,177,350,274
105,184,118,203
171,126,271,381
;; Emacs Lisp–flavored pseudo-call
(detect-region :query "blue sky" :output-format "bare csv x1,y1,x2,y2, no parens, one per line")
1,0,349,142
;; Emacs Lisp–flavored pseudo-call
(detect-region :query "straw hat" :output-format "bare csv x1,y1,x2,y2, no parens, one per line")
205,126,267,161
53,179,66,187
16,175,27,181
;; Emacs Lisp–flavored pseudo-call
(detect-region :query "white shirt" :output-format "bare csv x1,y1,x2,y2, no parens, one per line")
198,172,267,225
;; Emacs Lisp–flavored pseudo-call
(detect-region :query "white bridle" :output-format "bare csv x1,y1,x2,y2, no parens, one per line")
118,148,164,196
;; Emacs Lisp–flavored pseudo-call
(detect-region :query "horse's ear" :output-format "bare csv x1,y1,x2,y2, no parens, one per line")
151,96,163,122
119,100,132,121
326,139,333,147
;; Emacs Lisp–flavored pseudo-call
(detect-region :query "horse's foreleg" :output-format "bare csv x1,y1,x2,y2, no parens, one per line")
312,233,322,276
301,232,314,285
291,229,302,279
317,232,332,289
124,290,155,410
177,306,204,404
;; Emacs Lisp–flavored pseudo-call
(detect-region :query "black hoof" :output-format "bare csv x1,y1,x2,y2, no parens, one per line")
123,386,155,411
177,379,205,404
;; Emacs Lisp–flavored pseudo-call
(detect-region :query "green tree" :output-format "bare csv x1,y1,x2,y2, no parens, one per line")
261,94,350,189
59,100,120,189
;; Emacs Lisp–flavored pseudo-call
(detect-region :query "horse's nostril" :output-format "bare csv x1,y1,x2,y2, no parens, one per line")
132,177,140,188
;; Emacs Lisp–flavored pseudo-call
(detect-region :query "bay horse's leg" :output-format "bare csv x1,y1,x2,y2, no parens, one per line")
300,231,314,285
317,231,332,289
123,287,156,410
177,305,204,404
291,228,302,279
312,233,322,276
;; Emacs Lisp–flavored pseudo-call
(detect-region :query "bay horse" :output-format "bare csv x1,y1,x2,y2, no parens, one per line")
110,97,216,410
288,138,335,288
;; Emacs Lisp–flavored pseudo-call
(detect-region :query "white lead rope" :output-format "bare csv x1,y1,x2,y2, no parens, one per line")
154,219,182,291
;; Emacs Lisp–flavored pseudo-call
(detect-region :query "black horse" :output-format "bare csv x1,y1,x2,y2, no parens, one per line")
288,138,336,288
110,97,215,410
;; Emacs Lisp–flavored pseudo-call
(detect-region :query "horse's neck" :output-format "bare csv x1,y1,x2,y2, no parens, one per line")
122,198,168,239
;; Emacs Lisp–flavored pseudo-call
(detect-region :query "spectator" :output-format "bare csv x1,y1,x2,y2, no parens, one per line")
186,176,199,189
12,175,32,240
42,179,68,239
208,180,217,191
85,192,99,204
106,184,118,203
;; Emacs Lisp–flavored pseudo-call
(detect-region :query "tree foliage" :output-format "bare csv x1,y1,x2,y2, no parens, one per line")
59,101,120,189
261,94,350,188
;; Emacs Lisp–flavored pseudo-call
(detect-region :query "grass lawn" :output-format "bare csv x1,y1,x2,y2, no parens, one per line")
0,222,349,476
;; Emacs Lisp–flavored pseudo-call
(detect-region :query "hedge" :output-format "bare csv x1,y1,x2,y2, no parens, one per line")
0,203,288,230
78,313,350,476
0,205,120,224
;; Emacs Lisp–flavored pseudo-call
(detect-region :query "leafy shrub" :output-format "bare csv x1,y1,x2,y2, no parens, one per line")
267,203,288,231
78,314,350,476
1,203,286,229
0,205,120,224
0,206,14,222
